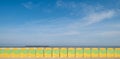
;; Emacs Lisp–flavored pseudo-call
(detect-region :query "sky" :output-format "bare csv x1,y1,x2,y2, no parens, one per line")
0,0,120,46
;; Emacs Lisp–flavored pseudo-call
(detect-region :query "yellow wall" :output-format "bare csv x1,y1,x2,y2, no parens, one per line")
68,48,75,58
20,48,28,58
52,48,59,58
11,48,20,58
99,48,106,58
28,48,36,58
44,48,52,58
91,48,99,58
84,48,91,58
60,48,67,58
36,48,44,58
107,48,114,58
115,48,120,58
0,47,120,58
76,48,83,58
0,48,4,58
4,48,11,58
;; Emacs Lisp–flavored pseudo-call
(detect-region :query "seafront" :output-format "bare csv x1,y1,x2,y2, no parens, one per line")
0,46,120,59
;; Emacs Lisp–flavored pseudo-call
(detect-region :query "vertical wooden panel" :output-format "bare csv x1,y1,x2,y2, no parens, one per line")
68,48,75,58
84,48,91,58
60,48,67,58
28,48,36,58
118,48,120,58
20,48,28,58
53,48,59,58
0,48,4,58
11,48,21,58
115,48,120,58
36,48,44,58
44,48,52,58
91,48,99,58
107,48,114,58
4,48,11,58
99,48,106,58
76,48,83,58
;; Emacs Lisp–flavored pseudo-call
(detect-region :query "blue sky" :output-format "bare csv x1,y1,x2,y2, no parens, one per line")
0,0,120,46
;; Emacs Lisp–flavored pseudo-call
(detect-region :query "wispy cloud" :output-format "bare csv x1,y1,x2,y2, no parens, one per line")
55,0,117,27
68,10,116,30
56,0,64,7
1,0,120,46
22,1,40,9
44,31,80,37
83,10,116,26
56,0,77,9
19,3,118,37
22,1,34,9
99,31,120,37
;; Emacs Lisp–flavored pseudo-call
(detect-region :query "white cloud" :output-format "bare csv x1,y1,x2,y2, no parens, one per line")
56,0,80,9
55,1,117,27
22,1,40,9
84,10,116,26
1,1,120,46
22,1,34,9
16,2,119,38
98,31,120,37
56,0,64,7
69,10,116,29
45,31,80,37
111,24,120,28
